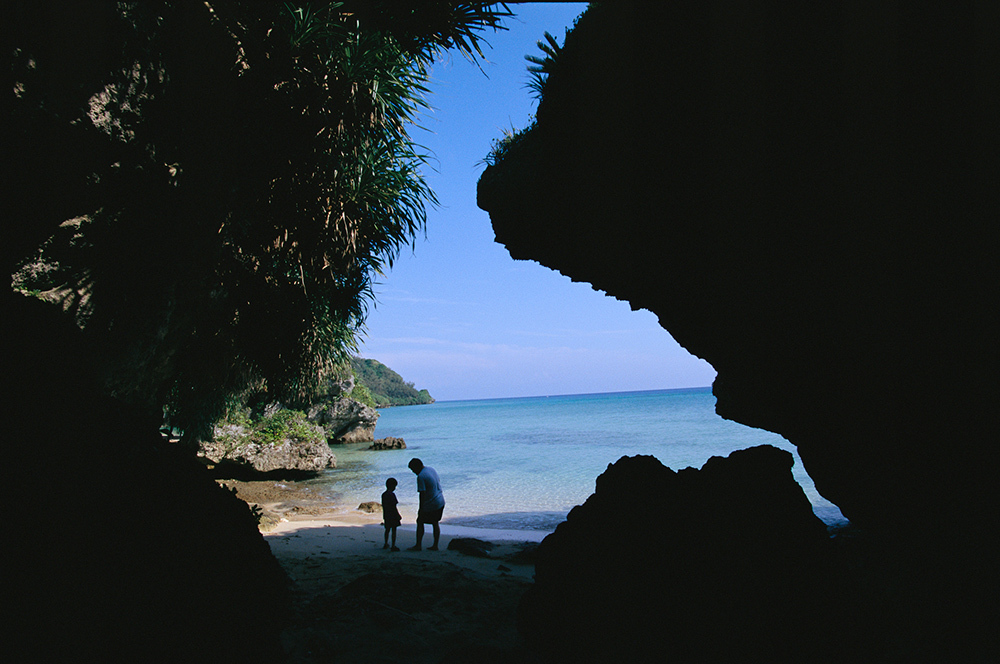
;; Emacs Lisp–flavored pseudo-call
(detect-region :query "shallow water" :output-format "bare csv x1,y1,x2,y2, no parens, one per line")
306,387,846,532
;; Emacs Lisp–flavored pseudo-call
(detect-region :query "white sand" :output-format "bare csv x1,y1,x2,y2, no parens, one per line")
265,513,547,581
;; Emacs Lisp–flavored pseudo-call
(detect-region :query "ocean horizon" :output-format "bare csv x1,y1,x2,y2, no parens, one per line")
432,384,715,404
307,386,846,533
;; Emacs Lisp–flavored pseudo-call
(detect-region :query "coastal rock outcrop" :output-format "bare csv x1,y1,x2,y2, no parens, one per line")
521,448,841,662
479,4,997,660
307,397,379,444
325,374,355,398
200,422,336,475
369,436,406,450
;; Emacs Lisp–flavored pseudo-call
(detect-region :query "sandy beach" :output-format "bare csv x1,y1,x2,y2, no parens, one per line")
224,480,548,663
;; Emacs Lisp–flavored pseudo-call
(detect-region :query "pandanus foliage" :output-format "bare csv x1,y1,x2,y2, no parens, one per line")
525,30,562,100
482,29,563,168
8,1,508,438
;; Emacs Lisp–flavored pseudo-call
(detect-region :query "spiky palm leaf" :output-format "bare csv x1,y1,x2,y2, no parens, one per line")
526,31,562,99
10,1,509,436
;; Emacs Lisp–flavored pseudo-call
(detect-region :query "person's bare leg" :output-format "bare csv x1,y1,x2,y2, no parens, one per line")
383,526,390,549
409,522,424,550
390,527,399,551
429,522,440,550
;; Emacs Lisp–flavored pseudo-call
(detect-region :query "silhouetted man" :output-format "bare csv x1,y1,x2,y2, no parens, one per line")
407,458,445,551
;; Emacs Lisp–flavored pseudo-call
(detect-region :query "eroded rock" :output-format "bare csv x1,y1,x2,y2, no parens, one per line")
358,501,381,513
201,422,336,475
368,436,406,450
307,398,379,444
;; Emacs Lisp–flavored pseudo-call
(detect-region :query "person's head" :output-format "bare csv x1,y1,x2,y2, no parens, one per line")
408,458,423,474
386,477,397,490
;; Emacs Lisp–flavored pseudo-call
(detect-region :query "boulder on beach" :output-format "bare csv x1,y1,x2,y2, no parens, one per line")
358,501,381,513
448,537,495,558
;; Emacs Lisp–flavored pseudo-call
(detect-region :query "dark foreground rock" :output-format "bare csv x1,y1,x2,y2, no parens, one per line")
5,294,289,661
520,448,843,663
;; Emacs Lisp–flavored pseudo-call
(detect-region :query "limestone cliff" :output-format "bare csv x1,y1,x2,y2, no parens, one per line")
479,3,998,660
202,419,337,475
307,397,379,443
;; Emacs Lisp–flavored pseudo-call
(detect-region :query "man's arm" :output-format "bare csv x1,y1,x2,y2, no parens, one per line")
416,473,427,506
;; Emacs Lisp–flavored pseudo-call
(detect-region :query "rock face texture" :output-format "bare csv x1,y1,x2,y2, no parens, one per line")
478,4,997,660
201,423,337,475
307,398,379,443
369,436,406,450
325,374,356,398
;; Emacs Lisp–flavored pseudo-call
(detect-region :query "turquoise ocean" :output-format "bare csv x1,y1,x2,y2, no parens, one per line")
307,387,846,533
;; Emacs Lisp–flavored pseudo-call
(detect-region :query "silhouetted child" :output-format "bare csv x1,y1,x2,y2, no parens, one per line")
381,477,402,551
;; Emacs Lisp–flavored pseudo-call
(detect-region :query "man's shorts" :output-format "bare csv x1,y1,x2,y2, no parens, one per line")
417,506,444,524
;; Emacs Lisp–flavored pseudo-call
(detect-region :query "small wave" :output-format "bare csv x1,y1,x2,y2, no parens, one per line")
443,511,567,532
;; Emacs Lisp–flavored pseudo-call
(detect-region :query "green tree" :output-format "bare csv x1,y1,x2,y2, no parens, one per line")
350,357,433,406
8,1,504,439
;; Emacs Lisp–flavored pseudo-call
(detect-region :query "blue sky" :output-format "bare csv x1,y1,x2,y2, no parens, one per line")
357,3,716,401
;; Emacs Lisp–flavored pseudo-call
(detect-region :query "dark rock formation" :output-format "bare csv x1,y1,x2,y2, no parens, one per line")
502,542,539,565
307,397,379,443
479,4,997,660
358,501,382,513
200,422,337,475
369,436,406,450
521,448,846,662
480,2,998,534
5,293,288,661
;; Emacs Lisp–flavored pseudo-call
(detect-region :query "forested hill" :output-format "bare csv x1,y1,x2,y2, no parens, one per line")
351,358,434,407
